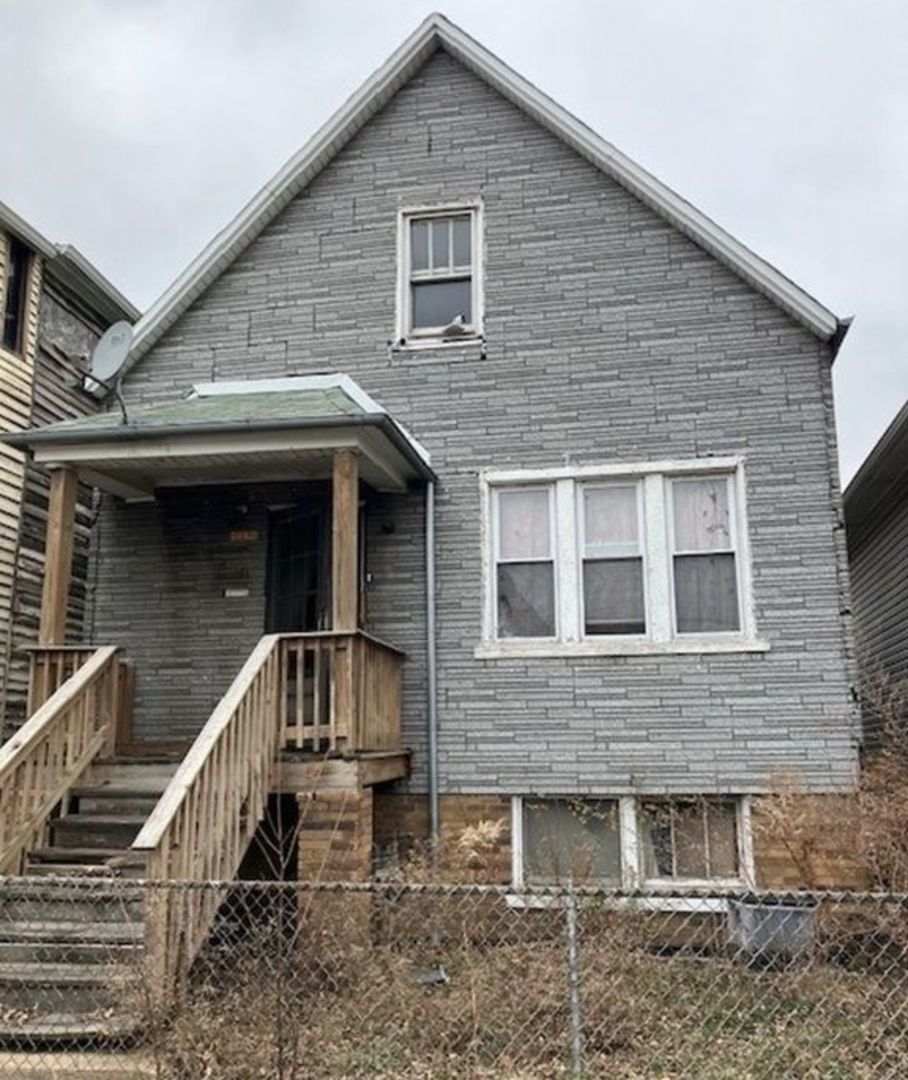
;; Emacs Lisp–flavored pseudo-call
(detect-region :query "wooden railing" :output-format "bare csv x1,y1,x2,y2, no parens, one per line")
280,631,403,753
27,646,135,749
132,629,403,993
132,634,282,990
0,646,121,874
27,645,98,714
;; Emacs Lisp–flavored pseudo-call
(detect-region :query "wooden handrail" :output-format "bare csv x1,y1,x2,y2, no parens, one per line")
133,634,282,989
0,646,121,874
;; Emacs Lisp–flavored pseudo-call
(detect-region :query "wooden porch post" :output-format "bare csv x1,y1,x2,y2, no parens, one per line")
39,467,78,645
332,449,360,632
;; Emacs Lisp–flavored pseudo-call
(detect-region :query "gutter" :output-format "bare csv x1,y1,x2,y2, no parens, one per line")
3,412,436,483
830,316,853,362
425,480,439,847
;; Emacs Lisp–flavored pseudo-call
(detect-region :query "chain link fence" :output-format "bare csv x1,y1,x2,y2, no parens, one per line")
2,877,908,1077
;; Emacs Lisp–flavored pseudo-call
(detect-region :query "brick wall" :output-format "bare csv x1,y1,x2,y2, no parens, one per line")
96,49,857,793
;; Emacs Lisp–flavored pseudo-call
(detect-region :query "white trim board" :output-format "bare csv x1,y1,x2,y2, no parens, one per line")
121,14,846,380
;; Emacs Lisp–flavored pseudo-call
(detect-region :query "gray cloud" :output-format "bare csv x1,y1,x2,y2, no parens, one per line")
4,0,905,480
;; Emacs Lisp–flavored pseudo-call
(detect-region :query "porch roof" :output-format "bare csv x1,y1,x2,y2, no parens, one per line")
5,376,435,498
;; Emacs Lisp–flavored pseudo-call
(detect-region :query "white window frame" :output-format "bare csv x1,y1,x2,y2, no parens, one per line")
396,203,483,344
667,473,744,638
511,795,755,907
577,479,648,642
491,484,559,642
478,457,766,658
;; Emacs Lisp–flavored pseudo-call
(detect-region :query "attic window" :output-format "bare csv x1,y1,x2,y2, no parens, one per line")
399,206,481,342
2,236,30,356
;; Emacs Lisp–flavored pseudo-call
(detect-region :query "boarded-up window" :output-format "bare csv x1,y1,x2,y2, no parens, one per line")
671,476,740,633
640,798,739,880
495,487,555,638
524,798,622,884
581,483,645,635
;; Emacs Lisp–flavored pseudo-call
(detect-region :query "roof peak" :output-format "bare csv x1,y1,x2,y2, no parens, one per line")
123,13,845,376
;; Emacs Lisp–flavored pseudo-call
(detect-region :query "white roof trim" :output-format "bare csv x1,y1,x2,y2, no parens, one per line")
124,12,843,375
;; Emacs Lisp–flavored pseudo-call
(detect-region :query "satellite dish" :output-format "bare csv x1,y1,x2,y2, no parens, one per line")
83,321,134,422
87,321,133,389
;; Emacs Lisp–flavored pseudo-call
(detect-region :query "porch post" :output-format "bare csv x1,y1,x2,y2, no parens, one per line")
39,467,79,645
332,448,359,631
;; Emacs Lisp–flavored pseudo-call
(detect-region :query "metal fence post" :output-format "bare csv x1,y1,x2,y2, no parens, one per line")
564,885,584,1078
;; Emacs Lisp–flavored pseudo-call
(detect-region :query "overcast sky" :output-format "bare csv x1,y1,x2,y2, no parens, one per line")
5,0,906,482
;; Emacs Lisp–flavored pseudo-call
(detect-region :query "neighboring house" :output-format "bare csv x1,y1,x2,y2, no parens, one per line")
0,15,861,1024
0,202,138,737
844,402,908,728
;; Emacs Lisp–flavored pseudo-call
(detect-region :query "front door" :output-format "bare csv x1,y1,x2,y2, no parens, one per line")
265,501,331,632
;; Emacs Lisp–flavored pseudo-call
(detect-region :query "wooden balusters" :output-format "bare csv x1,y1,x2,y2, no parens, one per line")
0,646,121,874
278,631,403,754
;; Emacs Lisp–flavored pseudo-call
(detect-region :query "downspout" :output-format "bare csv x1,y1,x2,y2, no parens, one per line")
425,479,440,846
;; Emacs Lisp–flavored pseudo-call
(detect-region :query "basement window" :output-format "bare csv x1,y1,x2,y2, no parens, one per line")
398,206,481,342
2,236,30,356
522,797,622,885
640,798,740,883
512,795,752,891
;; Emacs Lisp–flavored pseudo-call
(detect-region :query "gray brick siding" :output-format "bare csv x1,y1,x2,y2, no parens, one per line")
92,50,858,794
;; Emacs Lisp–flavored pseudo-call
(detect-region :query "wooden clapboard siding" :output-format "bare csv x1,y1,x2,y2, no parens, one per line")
0,236,42,738
0,268,102,738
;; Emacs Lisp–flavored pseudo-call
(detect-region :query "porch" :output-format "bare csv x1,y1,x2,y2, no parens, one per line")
0,377,431,1029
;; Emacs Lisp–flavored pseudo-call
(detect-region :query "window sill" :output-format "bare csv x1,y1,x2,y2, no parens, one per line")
391,336,484,356
474,637,770,660
505,893,734,914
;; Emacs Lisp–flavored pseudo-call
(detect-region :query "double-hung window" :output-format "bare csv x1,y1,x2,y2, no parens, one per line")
399,207,480,341
494,487,556,639
481,459,760,654
670,476,739,633
580,483,646,636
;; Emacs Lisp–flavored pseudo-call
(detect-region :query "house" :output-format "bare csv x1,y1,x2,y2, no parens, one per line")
0,202,138,739
0,13,860,1027
844,402,908,734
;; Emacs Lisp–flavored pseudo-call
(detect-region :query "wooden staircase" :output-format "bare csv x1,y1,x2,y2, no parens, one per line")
25,761,178,879
0,759,178,1047
0,632,406,1054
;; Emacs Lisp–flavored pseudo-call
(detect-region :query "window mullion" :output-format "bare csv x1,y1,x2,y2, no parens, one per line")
619,797,639,889
643,474,672,641
556,479,579,642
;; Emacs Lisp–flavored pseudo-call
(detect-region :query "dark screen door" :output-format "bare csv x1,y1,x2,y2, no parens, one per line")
265,503,331,632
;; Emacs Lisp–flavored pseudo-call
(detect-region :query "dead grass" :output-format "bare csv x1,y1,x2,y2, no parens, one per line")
123,894,908,1080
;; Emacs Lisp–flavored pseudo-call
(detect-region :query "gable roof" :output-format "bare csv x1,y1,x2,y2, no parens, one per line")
122,12,847,376
0,199,139,325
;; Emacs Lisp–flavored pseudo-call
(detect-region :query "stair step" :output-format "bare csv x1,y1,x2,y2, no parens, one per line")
0,941,140,965
0,962,134,1015
0,884,144,925
71,791,162,817
84,764,178,794
29,848,125,866
0,1013,142,1046
49,817,147,850
0,1051,151,1078
0,922,142,946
